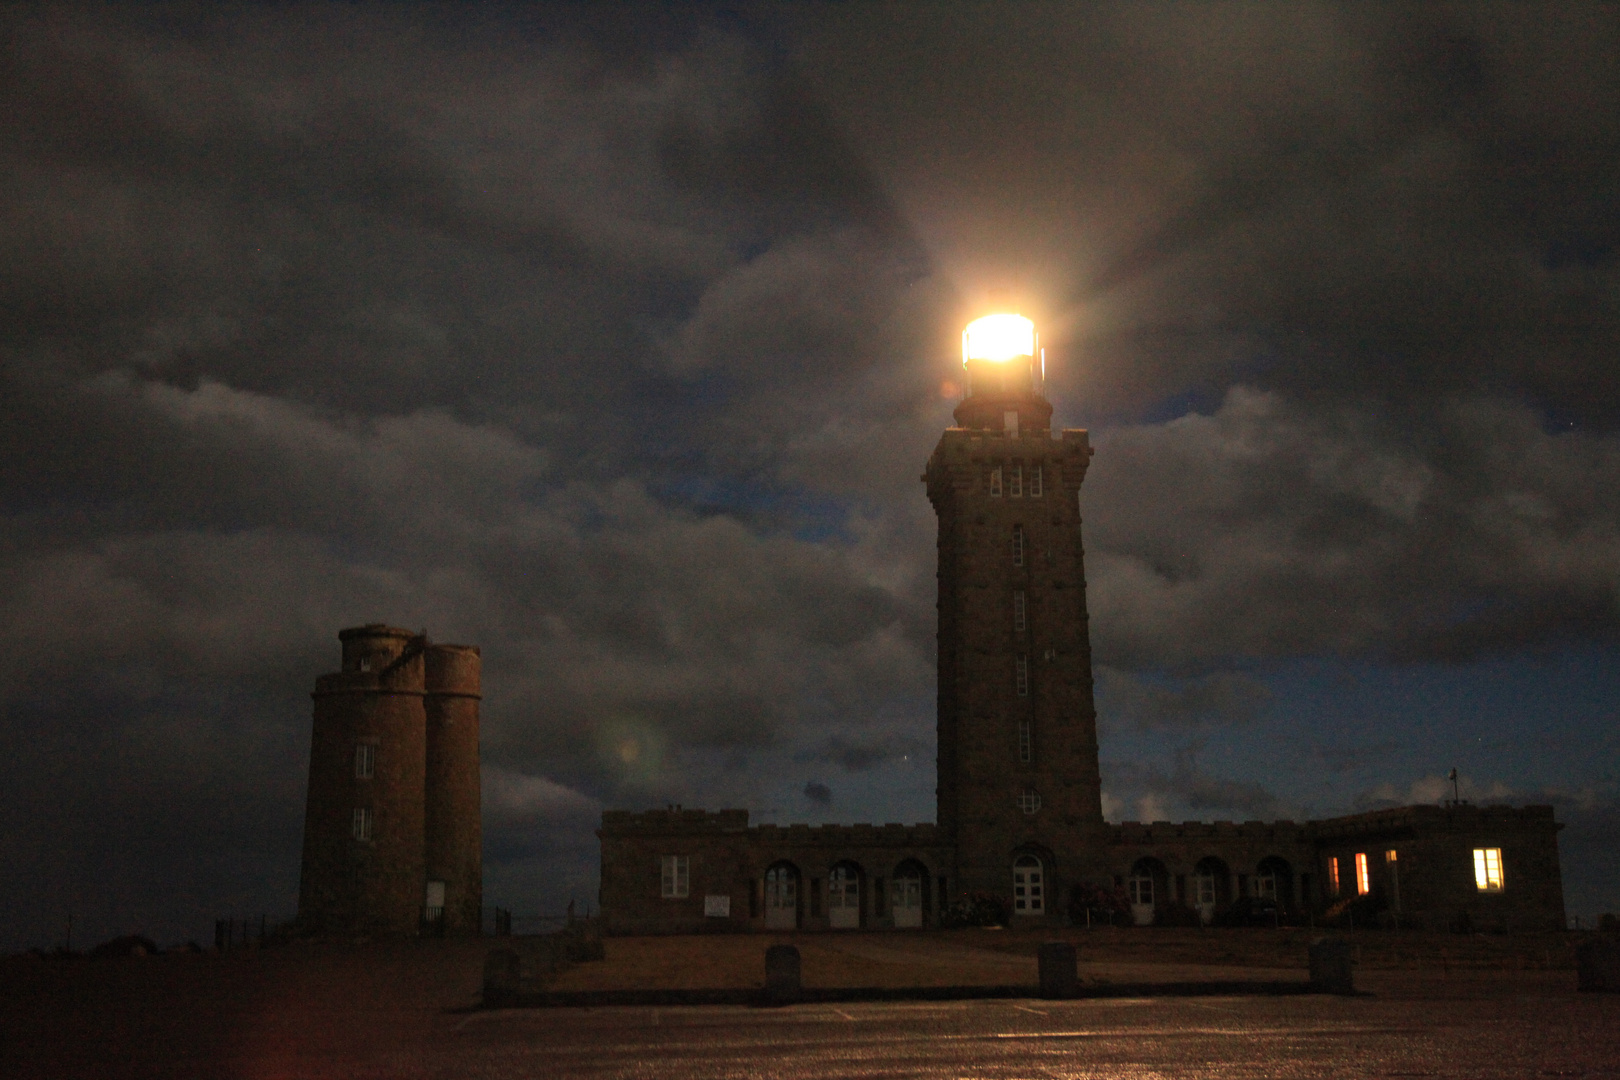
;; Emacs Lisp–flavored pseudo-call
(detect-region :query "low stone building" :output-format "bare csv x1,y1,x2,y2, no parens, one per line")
598,314,1567,936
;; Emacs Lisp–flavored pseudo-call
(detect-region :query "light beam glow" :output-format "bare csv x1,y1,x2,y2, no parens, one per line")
963,313,1035,364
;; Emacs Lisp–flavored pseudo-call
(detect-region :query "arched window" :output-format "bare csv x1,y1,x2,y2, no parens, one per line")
828,862,861,929
764,863,799,930
1013,855,1044,916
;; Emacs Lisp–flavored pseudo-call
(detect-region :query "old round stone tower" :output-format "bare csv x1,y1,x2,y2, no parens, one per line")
297,625,483,935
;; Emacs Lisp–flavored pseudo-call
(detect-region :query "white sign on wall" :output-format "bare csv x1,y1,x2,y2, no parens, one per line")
704,894,731,917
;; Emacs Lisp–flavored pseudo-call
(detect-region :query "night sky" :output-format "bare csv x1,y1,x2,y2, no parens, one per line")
3,3,1617,952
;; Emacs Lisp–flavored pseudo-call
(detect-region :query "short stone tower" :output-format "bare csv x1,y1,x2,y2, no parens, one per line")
297,625,482,935
924,315,1104,919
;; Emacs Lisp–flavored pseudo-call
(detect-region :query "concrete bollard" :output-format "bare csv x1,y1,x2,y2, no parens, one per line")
765,944,802,1004
483,948,522,1006
1576,938,1620,992
1038,941,1078,999
1309,937,1355,995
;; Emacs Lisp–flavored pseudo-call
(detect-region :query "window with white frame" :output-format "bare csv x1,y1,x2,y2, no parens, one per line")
989,467,1003,496
661,855,690,899
1030,465,1044,497
352,807,372,842
1015,656,1029,697
1017,790,1042,815
1017,720,1032,764
1012,591,1027,633
354,743,375,780
1473,848,1503,892
1009,465,1023,497
1012,525,1024,566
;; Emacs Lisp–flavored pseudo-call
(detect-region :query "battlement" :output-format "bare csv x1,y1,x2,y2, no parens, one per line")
1109,819,1308,843
1307,803,1560,839
599,808,751,834
598,810,943,847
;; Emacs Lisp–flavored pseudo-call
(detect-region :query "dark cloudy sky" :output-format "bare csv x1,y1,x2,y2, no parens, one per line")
2,2,1617,950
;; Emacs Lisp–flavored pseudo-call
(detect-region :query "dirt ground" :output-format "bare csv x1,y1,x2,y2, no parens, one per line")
547,925,1580,992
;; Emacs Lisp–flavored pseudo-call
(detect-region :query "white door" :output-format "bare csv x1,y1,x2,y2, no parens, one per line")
828,867,860,929
765,866,798,930
891,872,923,928
1128,874,1154,926
1195,873,1217,924
1013,857,1044,916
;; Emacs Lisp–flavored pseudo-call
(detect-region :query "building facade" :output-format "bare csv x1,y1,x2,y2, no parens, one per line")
598,314,1568,936
297,625,483,935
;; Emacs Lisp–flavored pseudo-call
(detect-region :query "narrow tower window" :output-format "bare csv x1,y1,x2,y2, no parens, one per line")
351,807,372,842
1012,591,1027,633
354,744,375,780
989,467,1002,496
1012,525,1025,567
1009,465,1023,497
1030,465,1044,497
662,855,690,899
1016,656,1029,697
1473,848,1503,892
1018,720,1032,764
1327,857,1340,895
1355,852,1371,895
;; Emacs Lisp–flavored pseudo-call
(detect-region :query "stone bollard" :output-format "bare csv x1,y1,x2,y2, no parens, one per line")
765,944,802,1004
1309,937,1355,995
483,948,522,1007
1576,938,1620,992
1038,941,1078,999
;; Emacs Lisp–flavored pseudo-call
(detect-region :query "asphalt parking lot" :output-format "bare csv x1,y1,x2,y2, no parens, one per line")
5,938,1615,1078
451,981,1619,1080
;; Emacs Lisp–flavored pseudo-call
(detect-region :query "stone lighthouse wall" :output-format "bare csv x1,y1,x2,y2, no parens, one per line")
424,643,483,933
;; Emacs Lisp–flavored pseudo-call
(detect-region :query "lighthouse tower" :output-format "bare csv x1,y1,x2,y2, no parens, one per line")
924,315,1103,920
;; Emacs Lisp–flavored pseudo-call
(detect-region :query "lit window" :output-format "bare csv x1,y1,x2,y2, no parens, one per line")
989,467,1003,497
1327,857,1340,895
1012,591,1027,633
1473,848,1503,892
1009,466,1023,497
1017,790,1041,815
1385,849,1397,864
354,744,375,780
352,808,372,842
1015,656,1029,697
1012,525,1024,567
1030,465,1043,497
1017,721,1032,764
662,855,690,899
1355,852,1370,895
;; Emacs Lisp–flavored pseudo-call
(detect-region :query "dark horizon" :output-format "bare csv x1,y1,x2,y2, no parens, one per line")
1,2,1617,953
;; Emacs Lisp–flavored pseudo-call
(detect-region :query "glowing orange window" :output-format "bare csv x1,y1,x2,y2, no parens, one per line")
1355,852,1371,895
1327,857,1340,895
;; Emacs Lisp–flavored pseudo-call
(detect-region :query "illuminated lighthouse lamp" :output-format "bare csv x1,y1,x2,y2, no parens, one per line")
963,313,1035,364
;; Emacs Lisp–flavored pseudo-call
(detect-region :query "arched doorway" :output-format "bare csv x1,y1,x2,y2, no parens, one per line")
1128,857,1168,926
827,862,863,929
1193,856,1231,924
765,862,800,930
1013,855,1045,917
891,860,927,928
